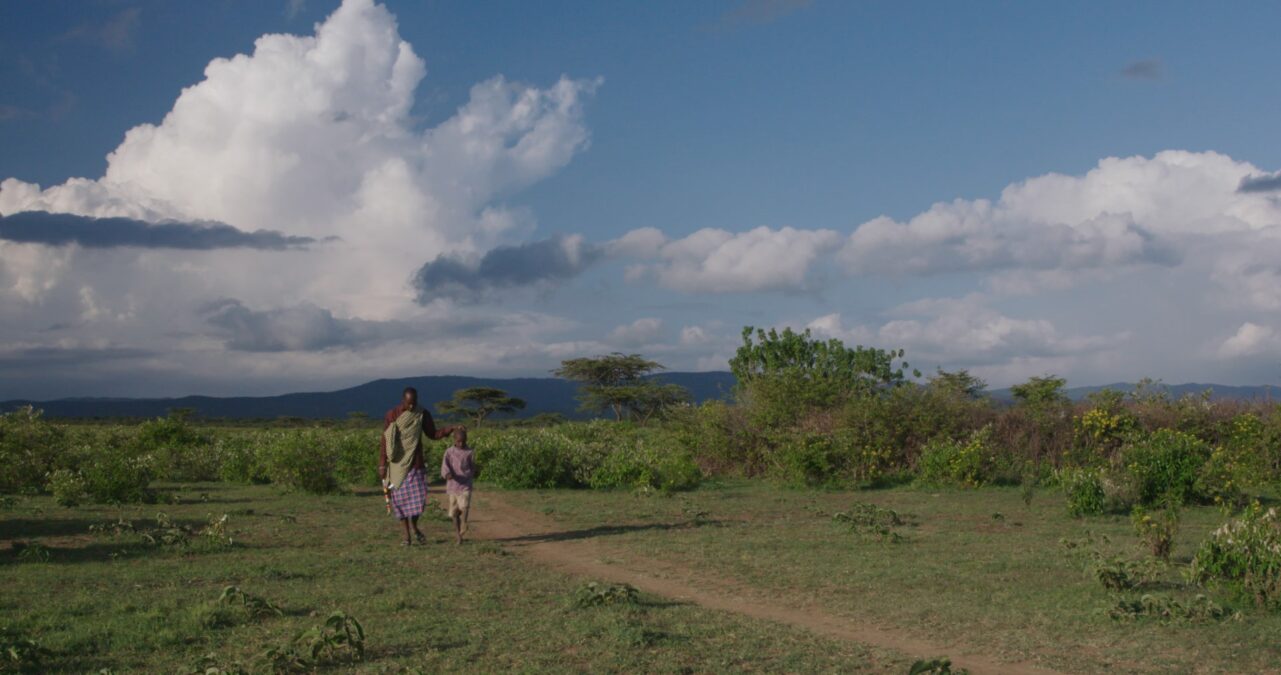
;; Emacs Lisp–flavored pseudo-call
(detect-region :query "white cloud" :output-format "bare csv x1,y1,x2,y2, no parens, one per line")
1218,322,1279,359
608,317,665,348
620,225,841,293
0,0,602,396
807,295,1124,367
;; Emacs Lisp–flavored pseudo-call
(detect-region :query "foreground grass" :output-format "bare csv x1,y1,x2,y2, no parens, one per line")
512,481,1281,674
0,483,911,673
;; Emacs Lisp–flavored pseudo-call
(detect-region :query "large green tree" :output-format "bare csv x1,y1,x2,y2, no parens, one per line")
553,353,687,422
436,387,527,426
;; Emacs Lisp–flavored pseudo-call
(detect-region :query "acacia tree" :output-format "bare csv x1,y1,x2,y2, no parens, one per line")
928,368,988,399
553,353,686,422
436,387,527,427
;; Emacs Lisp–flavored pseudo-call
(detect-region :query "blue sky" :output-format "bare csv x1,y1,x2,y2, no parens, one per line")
2,0,1280,398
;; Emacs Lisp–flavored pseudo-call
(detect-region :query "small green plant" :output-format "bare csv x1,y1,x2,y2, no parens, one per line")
12,541,50,564
572,581,640,608
1108,594,1238,623
138,513,234,551
218,586,284,619
831,501,916,543
258,611,365,672
181,653,249,675
1132,504,1180,560
0,624,51,672
909,657,970,674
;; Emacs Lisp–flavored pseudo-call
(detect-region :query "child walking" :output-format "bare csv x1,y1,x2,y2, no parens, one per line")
440,427,475,545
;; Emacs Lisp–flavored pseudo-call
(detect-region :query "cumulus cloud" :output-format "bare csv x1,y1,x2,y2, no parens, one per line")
621,226,841,293
0,211,318,250
412,235,602,304
608,317,665,348
0,0,603,394
199,299,414,352
807,295,1123,367
1218,322,1279,359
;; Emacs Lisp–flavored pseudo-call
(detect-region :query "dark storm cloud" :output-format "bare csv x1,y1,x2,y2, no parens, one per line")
199,300,411,352
1120,59,1163,80
1238,172,1281,194
412,235,603,304
0,211,318,250
200,299,500,352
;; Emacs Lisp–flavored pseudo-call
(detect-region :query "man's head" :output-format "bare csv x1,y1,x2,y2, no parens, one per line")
402,386,418,408
453,426,468,447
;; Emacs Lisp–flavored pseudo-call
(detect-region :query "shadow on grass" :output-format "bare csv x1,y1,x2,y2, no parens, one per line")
494,519,723,545
0,518,106,539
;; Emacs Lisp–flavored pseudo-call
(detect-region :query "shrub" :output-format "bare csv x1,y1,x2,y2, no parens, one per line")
137,413,216,482
1061,468,1106,517
1123,429,1211,505
1132,505,1179,560
0,407,64,495
46,469,88,507
572,581,640,607
261,431,338,494
589,437,701,492
215,436,268,484
1190,503,1281,608
80,446,157,503
917,426,998,487
476,430,580,489
333,432,377,487
773,432,846,488
1070,395,1138,466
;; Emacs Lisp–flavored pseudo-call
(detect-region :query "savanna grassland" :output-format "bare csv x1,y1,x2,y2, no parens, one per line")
5,329,1281,673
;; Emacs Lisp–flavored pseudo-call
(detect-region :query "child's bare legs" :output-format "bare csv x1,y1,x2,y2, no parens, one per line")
452,511,463,544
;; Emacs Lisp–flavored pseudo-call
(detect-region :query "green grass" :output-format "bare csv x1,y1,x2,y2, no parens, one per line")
0,483,911,673
511,480,1281,674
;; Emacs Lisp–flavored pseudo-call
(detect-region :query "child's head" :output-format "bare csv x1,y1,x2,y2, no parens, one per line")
453,426,468,447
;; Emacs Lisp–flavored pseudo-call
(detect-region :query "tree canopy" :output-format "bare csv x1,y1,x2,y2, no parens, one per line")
436,387,527,426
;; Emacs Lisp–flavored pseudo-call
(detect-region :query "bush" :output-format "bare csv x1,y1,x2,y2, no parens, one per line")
916,426,999,487
1132,505,1179,560
772,432,847,488
261,431,338,494
1190,503,1281,608
1061,468,1106,517
137,413,216,482
476,430,581,489
0,407,65,495
333,432,378,487
46,469,88,507
216,435,268,484
1123,429,1211,505
589,436,701,492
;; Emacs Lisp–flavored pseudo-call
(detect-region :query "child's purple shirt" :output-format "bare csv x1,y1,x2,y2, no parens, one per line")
440,445,475,494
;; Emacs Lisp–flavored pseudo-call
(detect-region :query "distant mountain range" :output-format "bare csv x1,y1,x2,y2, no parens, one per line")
2,375,1275,420
0,372,738,420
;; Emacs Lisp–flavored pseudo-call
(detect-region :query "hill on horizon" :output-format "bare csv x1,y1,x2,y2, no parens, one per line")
3,375,1276,420
0,372,738,420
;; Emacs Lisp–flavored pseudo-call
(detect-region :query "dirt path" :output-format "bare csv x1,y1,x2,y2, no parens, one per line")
468,492,1062,675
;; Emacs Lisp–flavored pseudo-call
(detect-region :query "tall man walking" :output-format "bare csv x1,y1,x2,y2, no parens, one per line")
379,386,460,546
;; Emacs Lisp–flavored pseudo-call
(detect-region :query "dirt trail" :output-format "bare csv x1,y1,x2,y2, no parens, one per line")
469,492,1062,675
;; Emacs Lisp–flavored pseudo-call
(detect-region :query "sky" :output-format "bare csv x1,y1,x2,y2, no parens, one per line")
2,0,1281,399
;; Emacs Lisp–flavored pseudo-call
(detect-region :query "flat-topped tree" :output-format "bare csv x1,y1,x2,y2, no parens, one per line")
554,353,683,421
436,387,527,427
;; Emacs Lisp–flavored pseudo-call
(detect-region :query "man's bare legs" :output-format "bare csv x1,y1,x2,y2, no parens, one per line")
399,517,412,545
411,515,426,543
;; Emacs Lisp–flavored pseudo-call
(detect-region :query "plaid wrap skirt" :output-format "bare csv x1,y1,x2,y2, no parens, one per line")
390,467,427,520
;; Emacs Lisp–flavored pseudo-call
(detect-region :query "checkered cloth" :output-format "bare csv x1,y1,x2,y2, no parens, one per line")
390,466,427,520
